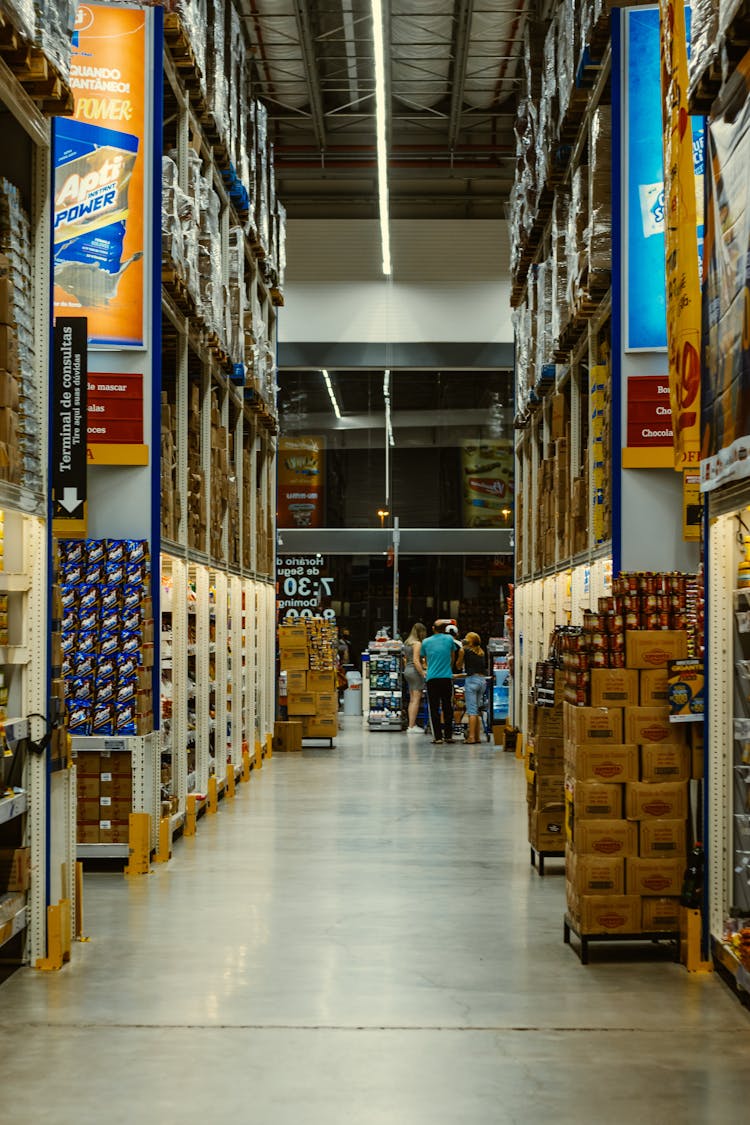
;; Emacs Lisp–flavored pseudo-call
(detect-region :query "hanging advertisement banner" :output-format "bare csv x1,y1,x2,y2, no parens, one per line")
53,4,148,347
277,436,325,528
460,440,514,529
700,48,750,490
659,0,703,466
624,6,704,354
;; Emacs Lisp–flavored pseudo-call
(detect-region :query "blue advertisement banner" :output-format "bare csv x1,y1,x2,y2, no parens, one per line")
625,6,704,352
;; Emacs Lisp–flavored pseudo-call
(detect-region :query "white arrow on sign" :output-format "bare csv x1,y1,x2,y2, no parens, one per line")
59,487,82,513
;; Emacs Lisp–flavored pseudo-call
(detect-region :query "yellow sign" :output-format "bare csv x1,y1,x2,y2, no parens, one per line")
659,0,702,466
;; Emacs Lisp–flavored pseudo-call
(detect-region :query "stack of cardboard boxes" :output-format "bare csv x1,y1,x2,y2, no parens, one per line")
278,619,338,742
564,627,699,937
76,750,133,846
527,668,566,856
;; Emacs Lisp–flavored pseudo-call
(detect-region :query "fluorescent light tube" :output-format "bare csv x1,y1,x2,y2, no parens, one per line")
371,0,391,276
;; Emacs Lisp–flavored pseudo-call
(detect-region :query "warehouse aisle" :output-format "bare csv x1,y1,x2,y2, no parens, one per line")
1,722,749,1124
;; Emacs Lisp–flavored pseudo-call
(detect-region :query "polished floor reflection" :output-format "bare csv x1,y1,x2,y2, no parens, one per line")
1,721,748,1123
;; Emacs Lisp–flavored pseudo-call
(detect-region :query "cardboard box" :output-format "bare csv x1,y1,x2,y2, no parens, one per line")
626,781,688,820
590,669,639,707
566,849,625,895
564,703,623,746
625,705,685,746
307,669,336,691
314,691,338,715
638,819,687,857
573,819,638,857
641,896,681,932
625,630,688,669
529,808,565,851
285,669,307,693
579,895,642,935
626,857,684,896
302,715,337,739
287,692,317,716
566,743,639,783
640,743,690,782
279,648,309,671
0,847,30,891
273,720,303,752
569,780,623,819
640,669,669,705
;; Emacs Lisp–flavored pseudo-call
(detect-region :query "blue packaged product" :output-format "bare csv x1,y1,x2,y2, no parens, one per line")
99,584,120,612
116,653,138,680
78,630,98,656
114,700,136,735
69,676,94,701
84,539,107,565
100,607,119,634
121,584,142,612
95,679,116,705
97,655,117,682
119,630,141,658
99,630,119,658
61,631,77,655
60,584,78,611
67,701,92,736
106,539,125,564
92,702,113,735
124,539,147,565
84,562,103,585
53,119,141,308
79,606,99,633
116,676,136,704
60,561,84,586
59,540,85,565
104,560,125,585
74,651,97,677
78,583,99,613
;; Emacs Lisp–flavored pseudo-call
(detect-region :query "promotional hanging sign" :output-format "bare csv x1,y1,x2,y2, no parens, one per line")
52,317,88,534
277,436,325,528
659,0,703,466
700,47,750,490
53,3,148,347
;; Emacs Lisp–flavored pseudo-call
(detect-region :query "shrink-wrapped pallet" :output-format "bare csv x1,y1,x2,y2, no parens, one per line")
688,0,720,101
586,106,612,275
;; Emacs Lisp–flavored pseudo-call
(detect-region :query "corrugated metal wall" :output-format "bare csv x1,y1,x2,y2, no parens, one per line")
281,219,512,345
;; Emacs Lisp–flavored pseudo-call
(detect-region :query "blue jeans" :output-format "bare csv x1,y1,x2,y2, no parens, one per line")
464,674,485,716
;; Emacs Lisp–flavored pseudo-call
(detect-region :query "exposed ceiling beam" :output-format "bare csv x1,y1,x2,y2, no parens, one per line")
293,0,327,152
448,0,474,151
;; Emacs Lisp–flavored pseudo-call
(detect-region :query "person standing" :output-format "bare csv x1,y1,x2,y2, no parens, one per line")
421,621,457,744
456,632,486,744
402,622,427,734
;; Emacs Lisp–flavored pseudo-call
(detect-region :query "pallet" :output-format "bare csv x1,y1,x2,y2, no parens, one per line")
564,913,679,965
530,845,564,877
0,15,74,116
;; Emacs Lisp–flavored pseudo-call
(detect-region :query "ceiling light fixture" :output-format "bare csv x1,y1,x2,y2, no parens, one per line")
321,368,341,419
371,0,391,276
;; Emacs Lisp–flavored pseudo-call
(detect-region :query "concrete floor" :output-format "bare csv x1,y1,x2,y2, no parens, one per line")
1,721,749,1123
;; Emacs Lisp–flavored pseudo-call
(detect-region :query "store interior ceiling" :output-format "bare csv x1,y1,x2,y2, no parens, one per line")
241,0,530,220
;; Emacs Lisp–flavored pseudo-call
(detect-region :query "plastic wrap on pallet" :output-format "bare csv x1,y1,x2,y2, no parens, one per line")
586,105,612,278
567,165,586,310
551,190,571,349
255,100,271,255
1,0,35,42
34,0,75,81
556,0,576,132
206,0,228,141
688,0,720,100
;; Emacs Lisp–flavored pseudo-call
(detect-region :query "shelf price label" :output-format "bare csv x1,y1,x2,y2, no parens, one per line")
52,317,87,534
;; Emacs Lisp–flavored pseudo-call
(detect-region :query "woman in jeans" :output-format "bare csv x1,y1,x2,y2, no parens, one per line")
456,632,486,744
402,622,427,733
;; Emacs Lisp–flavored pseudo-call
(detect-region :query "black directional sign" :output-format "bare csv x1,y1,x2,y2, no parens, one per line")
52,317,87,528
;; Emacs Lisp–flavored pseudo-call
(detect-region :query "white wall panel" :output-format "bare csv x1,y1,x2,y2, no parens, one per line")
281,219,512,345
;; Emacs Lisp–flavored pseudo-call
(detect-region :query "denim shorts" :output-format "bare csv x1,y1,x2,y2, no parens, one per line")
463,674,485,716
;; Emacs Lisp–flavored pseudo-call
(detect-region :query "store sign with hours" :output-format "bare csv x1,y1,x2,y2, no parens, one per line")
277,557,335,619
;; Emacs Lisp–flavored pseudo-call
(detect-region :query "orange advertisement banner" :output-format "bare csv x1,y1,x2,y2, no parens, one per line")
277,436,325,528
659,0,702,466
53,4,148,346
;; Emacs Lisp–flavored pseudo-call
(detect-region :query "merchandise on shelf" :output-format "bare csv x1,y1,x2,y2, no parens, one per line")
0,180,39,493
59,539,154,737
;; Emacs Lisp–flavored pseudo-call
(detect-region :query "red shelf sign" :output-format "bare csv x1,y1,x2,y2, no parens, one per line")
87,373,143,445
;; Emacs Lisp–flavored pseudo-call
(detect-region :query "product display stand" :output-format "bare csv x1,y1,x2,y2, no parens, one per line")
563,913,679,966
367,642,407,731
